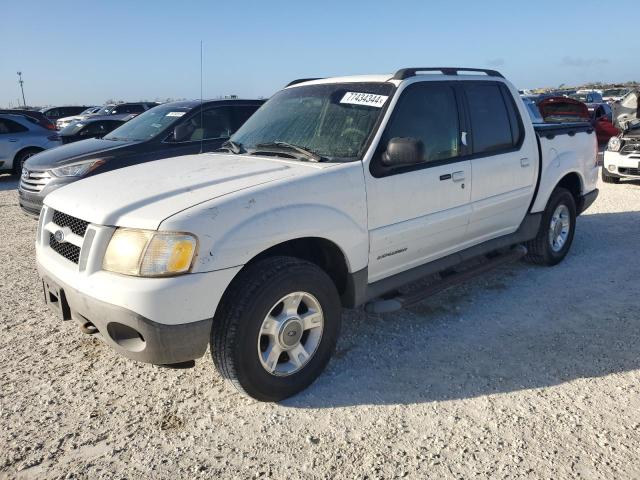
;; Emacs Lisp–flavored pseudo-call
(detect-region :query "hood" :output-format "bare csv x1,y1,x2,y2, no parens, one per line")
44,153,330,229
24,138,134,169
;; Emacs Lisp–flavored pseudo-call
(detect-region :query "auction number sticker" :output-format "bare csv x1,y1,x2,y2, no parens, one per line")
166,111,186,117
340,92,389,108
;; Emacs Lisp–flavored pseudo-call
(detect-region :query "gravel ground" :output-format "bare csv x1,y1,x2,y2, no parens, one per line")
1,173,639,479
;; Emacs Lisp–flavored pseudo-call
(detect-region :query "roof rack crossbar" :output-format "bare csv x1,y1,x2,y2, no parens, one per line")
285,78,324,87
393,67,504,80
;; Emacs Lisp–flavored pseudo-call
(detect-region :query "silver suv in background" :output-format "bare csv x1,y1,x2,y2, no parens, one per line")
0,114,61,175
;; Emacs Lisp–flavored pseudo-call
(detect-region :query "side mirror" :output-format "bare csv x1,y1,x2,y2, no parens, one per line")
382,137,424,166
173,123,193,142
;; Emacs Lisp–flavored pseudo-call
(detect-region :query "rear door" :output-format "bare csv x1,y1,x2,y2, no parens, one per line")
0,118,29,169
462,82,536,243
365,81,472,282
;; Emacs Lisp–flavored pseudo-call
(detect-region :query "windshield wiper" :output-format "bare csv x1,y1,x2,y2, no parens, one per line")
252,141,328,162
219,140,245,154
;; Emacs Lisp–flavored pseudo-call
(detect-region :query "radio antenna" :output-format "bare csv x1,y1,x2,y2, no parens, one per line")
199,40,204,154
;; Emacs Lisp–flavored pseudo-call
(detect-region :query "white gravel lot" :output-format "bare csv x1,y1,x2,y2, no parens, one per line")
1,173,640,479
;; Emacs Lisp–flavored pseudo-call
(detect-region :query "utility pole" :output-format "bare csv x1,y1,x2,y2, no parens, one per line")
17,72,26,107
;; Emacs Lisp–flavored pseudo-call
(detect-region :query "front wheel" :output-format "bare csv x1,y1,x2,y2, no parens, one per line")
211,256,342,401
13,148,42,175
524,187,577,266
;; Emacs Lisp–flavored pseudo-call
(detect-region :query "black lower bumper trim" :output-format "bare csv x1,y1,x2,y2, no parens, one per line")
41,273,212,365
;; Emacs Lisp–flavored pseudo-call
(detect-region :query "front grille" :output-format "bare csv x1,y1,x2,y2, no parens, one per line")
621,143,640,154
49,233,81,263
20,169,52,193
46,209,90,265
619,167,640,176
52,210,89,237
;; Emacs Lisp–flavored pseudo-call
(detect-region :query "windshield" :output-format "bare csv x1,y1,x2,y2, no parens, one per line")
603,88,628,97
79,107,97,115
103,104,190,141
95,105,115,116
230,82,394,161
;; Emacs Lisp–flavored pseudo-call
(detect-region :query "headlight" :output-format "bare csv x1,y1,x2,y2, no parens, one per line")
50,159,105,177
607,136,622,152
103,228,198,277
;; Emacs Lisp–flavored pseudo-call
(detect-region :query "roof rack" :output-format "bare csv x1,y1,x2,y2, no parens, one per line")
285,78,324,87
393,67,504,80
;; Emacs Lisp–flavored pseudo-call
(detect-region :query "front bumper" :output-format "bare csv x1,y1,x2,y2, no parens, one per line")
19,176,76,217
40,269,213,364
602,150,640,178
35,206,242,364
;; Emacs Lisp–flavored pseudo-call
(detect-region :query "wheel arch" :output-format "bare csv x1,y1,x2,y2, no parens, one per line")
248,237,355,306
531,169,585,214
12,146,44,173
217,236,359,309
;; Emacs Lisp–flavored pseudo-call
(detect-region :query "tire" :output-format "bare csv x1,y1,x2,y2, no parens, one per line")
524,187,577,266
601,166,620,184
13,148,42,175
211,256,342,401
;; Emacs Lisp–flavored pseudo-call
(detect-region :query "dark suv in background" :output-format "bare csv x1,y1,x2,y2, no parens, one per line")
19,99,265,215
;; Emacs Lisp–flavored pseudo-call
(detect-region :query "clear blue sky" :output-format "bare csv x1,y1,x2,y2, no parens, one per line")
2,0,638,107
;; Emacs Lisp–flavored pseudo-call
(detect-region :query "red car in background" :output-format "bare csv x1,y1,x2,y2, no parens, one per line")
536,96,619,144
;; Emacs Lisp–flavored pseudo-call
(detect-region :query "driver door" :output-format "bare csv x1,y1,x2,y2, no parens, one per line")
365,82,472,283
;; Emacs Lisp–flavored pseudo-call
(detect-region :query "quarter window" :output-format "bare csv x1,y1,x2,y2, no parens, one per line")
465,84,514,154
381,83,460,163
0,119,28,133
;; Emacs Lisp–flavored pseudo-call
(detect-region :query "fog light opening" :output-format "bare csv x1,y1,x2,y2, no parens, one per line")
608,165,616,173
106,322,146,352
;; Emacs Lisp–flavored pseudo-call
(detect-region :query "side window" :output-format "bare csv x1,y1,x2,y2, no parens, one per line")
80,122,106,136
189,107,233,140
500,85,523,145
2,119,29,133
0,120,10,134
465,84,514,154
232,105,261,130
381,83,460,163
46,109,60,119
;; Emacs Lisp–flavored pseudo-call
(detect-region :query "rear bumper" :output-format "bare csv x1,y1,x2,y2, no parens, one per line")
577,188,598,216
39,268,213,365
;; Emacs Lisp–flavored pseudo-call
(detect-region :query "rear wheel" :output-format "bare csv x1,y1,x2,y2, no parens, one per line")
601,166,620,184
524,187,576,266
13,148,42,175
211,256,342,401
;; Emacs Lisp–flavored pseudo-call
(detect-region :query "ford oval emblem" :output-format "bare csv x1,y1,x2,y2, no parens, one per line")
54,230,65,243
21,168,29,180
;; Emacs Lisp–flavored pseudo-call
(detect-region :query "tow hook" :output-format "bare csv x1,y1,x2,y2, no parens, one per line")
80,321,99,335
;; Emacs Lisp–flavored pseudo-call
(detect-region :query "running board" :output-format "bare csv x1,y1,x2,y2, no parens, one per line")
364,245,527,314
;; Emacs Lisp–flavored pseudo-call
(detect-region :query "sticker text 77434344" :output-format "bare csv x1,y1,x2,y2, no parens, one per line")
340,92,389,108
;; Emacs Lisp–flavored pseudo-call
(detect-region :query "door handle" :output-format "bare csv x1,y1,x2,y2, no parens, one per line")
520,158,530,167
452,171,465,182
8,138,18,142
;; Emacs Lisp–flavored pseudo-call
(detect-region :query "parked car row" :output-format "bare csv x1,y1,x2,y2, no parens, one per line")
521,94,620,144
18,99,264,215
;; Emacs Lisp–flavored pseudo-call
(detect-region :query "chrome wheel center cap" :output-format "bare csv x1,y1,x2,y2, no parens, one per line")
279,318,303,348
553,221,563,238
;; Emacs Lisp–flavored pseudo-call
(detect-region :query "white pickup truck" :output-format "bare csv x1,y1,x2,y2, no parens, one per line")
36,67,599,401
